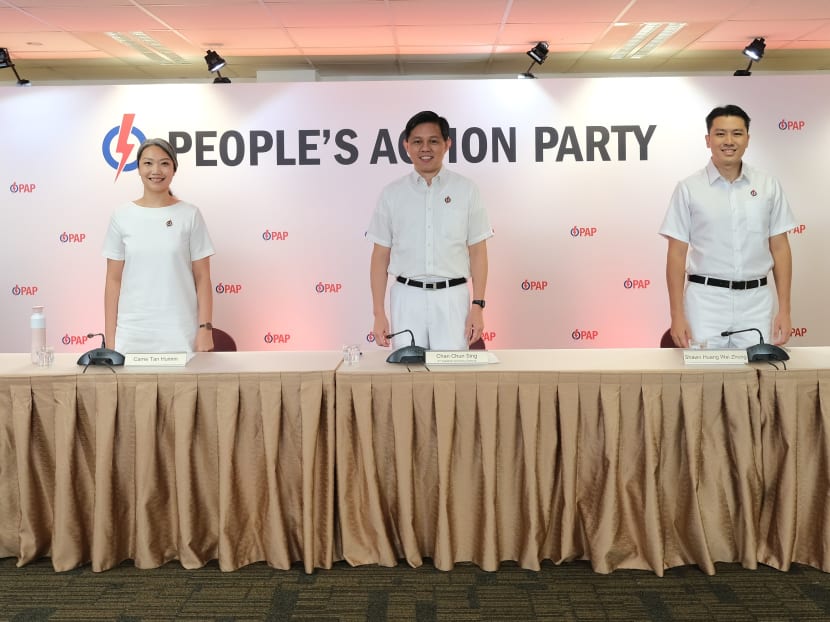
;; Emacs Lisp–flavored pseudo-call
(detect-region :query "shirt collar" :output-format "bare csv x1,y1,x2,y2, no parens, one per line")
411,167,445,186
706,158,751,185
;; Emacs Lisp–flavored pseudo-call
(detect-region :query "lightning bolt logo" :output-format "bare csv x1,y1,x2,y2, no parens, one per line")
114,114,136,181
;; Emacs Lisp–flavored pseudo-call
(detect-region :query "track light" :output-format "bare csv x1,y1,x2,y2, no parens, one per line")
527,42,549,64
204,49,226,73
743,37,766,61
734,37,766,77
0,47,31,86
520,41,549,78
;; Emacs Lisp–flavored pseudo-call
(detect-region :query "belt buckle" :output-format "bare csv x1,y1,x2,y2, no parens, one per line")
732,281,746,290
424,282,435,290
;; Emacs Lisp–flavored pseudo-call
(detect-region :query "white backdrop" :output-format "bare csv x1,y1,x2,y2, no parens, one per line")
1,76,826,353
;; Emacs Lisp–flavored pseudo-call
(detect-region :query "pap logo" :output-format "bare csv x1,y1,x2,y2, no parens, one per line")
789,224,806,235
264,332,292,344
11,285,38,296
481,331,496,342
9,181,36,193
366,332,375,343
262,230,289,241
572,329,599,340
778,119,805,131
215,282,242,294
59,232,86,244
316,282,342,293
61,334,90,346
102,113,147,181
791,327,807,338
570,226,597,237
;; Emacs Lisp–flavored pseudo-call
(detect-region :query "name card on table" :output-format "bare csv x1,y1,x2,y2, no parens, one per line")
124,352,194,367
425,350,496,365
682,349,748,365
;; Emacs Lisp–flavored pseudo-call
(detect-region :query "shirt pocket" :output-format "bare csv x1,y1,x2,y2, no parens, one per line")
744,200,770,234
439,204,468,241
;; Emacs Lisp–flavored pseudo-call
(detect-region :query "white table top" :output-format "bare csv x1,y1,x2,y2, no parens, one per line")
0,351,344,377
1,347,826,378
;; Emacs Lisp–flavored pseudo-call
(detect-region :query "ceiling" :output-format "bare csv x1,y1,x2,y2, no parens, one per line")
1,0,829,85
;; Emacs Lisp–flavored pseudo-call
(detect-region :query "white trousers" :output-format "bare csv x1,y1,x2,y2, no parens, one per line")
685,281,774,348
389,280,470,350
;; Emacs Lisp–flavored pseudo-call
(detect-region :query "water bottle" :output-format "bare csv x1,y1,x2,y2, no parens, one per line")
31,305,46,364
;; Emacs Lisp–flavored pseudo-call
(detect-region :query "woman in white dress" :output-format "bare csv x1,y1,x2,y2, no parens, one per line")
103,138,215,354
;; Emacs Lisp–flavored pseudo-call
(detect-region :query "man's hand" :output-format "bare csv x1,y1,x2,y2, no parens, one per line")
465,305,484,345
373,315,391,347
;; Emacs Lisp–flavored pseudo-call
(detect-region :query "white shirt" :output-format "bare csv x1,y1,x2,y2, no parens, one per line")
367,168,493,278
102,201,215,353
659,159,796,280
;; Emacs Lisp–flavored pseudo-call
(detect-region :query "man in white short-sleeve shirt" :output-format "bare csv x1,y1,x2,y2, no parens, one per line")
367,110,493,351
659,104,796,349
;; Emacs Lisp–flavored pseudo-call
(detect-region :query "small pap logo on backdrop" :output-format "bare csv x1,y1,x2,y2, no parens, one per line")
366,332,375,343
262,230,289,241
789,224,807,235
263,332,291,344
778,119,805,131
521,279,548,291
572,329,599,340
481,331,496,343
791,327,807,338
61,334,89,346
215,282,242,294
316,282,342,293
102,113,147,182
11,285,38,296
623,278,651,289
570,226,597,237
9,181,36,194
59,232,86,244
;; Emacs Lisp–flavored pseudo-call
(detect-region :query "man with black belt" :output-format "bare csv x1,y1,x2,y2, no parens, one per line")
368,110,493,351
659,104,796,349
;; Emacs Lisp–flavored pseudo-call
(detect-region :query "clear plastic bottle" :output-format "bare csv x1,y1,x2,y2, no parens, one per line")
31,305,46,364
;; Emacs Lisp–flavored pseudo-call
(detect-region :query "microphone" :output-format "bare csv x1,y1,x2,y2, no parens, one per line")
720,328,789,362
76,331,125,367
384,329,426,364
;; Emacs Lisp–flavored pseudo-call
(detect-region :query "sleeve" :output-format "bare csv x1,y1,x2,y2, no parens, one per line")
466,181,493,245
101,212,125,260
366,189,392,248
767,177,797,237
190,206,216,261
658,181,691,243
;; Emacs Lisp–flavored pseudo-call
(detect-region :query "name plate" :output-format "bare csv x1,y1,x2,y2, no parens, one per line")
425,350,492,365
125,352,193,367
682,349,748,365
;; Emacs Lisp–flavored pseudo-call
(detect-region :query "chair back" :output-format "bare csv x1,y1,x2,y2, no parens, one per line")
212,327,237,352
660,329,676,348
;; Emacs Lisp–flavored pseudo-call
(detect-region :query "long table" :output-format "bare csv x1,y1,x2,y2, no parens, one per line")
3,347,830,576
0,351,341,573
335,347,830,575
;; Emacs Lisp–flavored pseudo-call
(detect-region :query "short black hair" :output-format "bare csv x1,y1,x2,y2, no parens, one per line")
706,105,750,132
404,110,450,141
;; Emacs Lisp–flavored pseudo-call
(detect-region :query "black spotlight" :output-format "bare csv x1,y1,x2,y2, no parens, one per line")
520,41,549,78
743,37,766,61
734,37,765,76
527,41,549,64
204,49,226,73
0,47,31,86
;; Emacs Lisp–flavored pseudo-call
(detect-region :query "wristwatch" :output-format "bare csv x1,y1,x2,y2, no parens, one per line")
472,299,486,309
199,322,213,330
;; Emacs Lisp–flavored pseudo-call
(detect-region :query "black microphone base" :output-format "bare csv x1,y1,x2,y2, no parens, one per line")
386,345,426,364
77,348,125,366
746,343,789,362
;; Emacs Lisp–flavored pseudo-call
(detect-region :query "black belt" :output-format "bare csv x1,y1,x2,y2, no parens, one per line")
396,276,467,290
688,274,768,290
